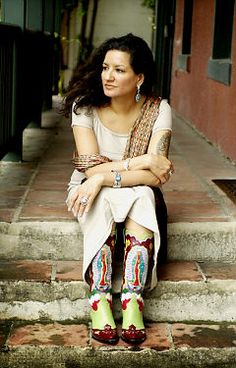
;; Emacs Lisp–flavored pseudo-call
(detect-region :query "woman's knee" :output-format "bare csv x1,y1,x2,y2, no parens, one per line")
124,218,153,236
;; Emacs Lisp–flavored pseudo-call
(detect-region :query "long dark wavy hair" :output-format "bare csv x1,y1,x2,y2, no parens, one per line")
62,33,156,117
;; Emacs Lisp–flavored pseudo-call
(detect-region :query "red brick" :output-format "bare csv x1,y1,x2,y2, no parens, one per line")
158,261,203,281
56,261,83,281
136,323,171,350
168,202,224,217
8,323,89,347
168,216,230,223
0,209,16,222
0,189,26,198
29,181,68,191
165,191,211,203
92,323,171,350
39,164,72,172
165,179,205,191
32,171,70,182
0,261,52,282
0,163,35,186
199,262,236,280
167,202,226,222
25,190,67,203
0,197,22,208
19,204,71,219
172,323,236,348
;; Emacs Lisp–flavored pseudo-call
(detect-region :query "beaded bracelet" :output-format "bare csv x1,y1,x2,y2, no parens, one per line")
111,170,122,188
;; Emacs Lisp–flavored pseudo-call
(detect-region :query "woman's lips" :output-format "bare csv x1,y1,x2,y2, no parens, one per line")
104,84,116,89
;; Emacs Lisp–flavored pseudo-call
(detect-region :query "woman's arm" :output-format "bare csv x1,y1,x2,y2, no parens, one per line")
73,125,99,154
145,129,173,182
68,170,161,218
73,125,171,184
69,126,173,217
148,129,172,157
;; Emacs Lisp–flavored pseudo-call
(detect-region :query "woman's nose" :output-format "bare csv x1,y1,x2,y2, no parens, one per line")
105,69,114,81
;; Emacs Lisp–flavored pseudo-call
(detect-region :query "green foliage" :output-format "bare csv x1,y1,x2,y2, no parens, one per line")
142,0,155,10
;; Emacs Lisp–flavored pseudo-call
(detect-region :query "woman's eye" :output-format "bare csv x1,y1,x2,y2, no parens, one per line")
102,65,108,70
116,69,124,73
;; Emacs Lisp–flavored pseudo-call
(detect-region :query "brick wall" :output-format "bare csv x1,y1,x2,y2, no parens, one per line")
171,0,236,163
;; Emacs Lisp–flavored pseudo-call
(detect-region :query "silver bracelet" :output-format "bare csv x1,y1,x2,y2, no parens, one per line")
111,170,121,188
123,158,131,171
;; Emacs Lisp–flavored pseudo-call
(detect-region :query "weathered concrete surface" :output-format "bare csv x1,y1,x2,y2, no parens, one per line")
144,280,236,323
0,346,236,368
1,221,236,262
168,222,236,262
1,280,236,323
0,222,83,261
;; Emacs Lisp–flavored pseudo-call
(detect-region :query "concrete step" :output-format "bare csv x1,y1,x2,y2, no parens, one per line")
0,320,236,368
1,260,236,323
1,221,236,262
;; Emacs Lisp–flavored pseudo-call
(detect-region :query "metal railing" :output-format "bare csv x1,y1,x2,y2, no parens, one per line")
0,24,21,159
0,23,60,160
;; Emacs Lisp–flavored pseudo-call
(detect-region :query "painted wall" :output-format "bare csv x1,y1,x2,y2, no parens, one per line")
171,0,236,163
88,0,153,48
62,0,153,87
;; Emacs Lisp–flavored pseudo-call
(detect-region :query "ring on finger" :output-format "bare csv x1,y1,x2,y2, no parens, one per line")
80,196,89,206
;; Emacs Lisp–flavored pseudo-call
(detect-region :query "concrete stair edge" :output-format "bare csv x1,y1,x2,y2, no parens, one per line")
1,279,236,323
1,221,236,262
0,345,236,368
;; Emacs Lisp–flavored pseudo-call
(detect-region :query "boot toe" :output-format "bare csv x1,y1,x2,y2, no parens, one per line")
92,324,119,344
121,324,146,344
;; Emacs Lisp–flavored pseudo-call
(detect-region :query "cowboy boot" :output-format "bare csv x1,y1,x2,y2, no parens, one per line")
89,231,119,344
121,229,153,344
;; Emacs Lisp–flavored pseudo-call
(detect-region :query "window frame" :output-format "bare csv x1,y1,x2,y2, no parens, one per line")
176,0,193,72
207,0,235,85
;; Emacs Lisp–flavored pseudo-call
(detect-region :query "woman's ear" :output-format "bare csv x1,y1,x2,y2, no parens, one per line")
137,73,145,86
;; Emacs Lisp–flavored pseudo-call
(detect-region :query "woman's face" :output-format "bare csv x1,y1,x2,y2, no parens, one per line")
101,50,143,99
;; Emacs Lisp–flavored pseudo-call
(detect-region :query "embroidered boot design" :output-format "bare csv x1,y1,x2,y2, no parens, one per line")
89,231,118,344
121,230,153,344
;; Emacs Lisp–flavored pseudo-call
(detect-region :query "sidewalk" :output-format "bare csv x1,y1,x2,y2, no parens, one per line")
0,98,236,224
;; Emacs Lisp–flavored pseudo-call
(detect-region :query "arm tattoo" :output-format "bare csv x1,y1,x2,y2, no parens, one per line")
156,131,171,157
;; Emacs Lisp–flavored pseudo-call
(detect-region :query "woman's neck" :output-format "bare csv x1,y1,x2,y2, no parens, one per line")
109,95,145,115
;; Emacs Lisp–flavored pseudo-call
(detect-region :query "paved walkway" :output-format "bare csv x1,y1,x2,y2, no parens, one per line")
0,97,236,224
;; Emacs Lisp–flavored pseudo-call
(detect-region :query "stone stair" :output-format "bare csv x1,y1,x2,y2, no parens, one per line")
1,104,236,367
1,258,236,367
1,320,236,368
1,259,236,323
1,220,236,262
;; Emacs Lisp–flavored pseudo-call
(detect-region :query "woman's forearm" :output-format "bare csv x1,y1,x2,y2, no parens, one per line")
85,155,148,177
100,169,160,188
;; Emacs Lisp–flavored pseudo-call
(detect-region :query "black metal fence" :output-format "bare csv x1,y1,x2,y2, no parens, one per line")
0,23,60,160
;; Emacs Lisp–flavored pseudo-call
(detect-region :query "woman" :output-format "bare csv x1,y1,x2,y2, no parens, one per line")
63,34,173,345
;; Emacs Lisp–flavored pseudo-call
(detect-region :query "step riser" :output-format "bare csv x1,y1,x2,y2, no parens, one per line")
0,222,83,261
1,222,236,262
1,348,236,368
168,223,236,262
1,281,236,323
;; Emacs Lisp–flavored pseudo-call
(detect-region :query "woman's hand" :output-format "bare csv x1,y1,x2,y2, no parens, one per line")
141,153,174,184
68,174,104,217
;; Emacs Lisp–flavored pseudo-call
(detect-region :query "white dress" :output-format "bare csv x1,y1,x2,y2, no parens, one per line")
67,100,172,290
